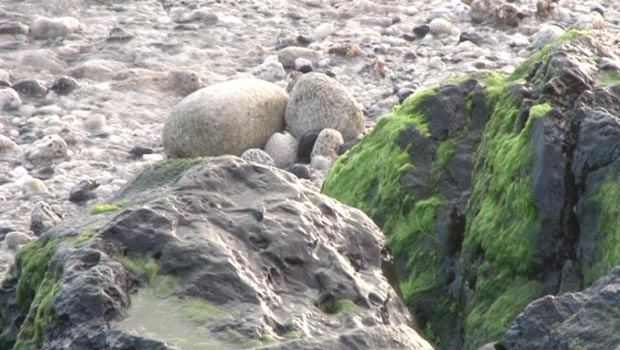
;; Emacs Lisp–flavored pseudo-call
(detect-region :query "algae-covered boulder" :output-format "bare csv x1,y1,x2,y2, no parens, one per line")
0,156,433,350
322,31,620,349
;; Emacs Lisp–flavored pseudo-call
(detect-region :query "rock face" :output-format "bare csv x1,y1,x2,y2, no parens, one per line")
285,73,364,141
162,79,288,158
0,156,433,350
498,267,620,350
322,32,620,350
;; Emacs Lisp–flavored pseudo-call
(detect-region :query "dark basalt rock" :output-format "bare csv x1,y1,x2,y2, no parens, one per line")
12,79,48,98
0,157,432,350
498,267,620,350
322,32,620,350
50,76,78,95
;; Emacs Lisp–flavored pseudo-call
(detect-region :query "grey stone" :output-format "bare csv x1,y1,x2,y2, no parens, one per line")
285,73,364,141
0,156,433,350
499,267,620,350
30,201,62,236
162,79,288,158
277,46,322,69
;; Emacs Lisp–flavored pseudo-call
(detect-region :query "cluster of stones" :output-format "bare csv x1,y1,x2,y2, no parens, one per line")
162,71,364,184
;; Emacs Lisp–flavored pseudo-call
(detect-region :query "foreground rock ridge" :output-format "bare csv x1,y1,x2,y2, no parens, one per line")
322,32,620,349
0,156,433,350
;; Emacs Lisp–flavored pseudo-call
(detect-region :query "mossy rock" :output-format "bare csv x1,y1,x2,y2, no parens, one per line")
116,157,206,199
323,31,620,349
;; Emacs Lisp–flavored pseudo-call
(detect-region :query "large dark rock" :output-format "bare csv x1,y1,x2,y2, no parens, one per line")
498,267,620,350
0,156,432,350
322,32,620,350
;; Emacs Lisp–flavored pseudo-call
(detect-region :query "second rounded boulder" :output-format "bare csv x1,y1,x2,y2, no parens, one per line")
163,78,288,158
285,73,364,141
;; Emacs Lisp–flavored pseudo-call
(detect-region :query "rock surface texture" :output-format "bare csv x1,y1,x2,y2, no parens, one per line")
322,32,620,350
163,79,288,158
498,267,620,350
0,157,433,350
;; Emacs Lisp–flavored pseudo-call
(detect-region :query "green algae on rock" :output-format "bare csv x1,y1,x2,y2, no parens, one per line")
323,32,620,349
11,238,61,350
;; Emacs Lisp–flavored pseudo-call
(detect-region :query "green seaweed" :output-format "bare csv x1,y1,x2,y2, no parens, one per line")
179,298,226,326
118,158,204,198
509,30,586,84
70,230,96,246
595,70,620,88
91,203,119,215
322,299,357,315
12,238,61,350
322,87,436,215
583,173,620,284
460,76,550,349
119,252,159,282
465,276,542,345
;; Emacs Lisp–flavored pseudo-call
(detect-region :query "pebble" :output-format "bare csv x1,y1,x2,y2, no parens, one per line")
4,231,32,250
142,153,165,162
0,135,20,155
30,16,80,39
509,34,530,47
278,46,322,68
31,166,55,181
167,70,204,96
69,178,99,203
288,163,313,180
0,88,21,110
311,128,344,161
397,88,415,104
107,26,134,42
310,155,332,170
12,79,48,98
23,177,49,195
264,131,298,168
83,114,107,133
576,11,606,30
313,23,335,41
26,134,70,164
10,166,28,178
0,221,15,238
429,18,456,36
0,21,29,35
297,131,319,163
0,69,9,81
30,201,61,236
295,58,314,73
129,146,154,159
413,24,430,38
256,56,287,82
50,76,78,95
241,148,277,167
531,24,565,49
429,56,446,70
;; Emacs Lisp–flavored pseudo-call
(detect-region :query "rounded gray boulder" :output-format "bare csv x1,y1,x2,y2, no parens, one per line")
163,78,288,158
285,72,364,141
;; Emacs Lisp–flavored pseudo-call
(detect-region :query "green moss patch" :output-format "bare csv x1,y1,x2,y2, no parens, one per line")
509,30,587,84
13,238,61,350
70,230,96,246
595,70,620,88
118,158,204,198
465,276,542,345
322,298,357,315
461,77,549,349
322,87,435,215
583,173,620,284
